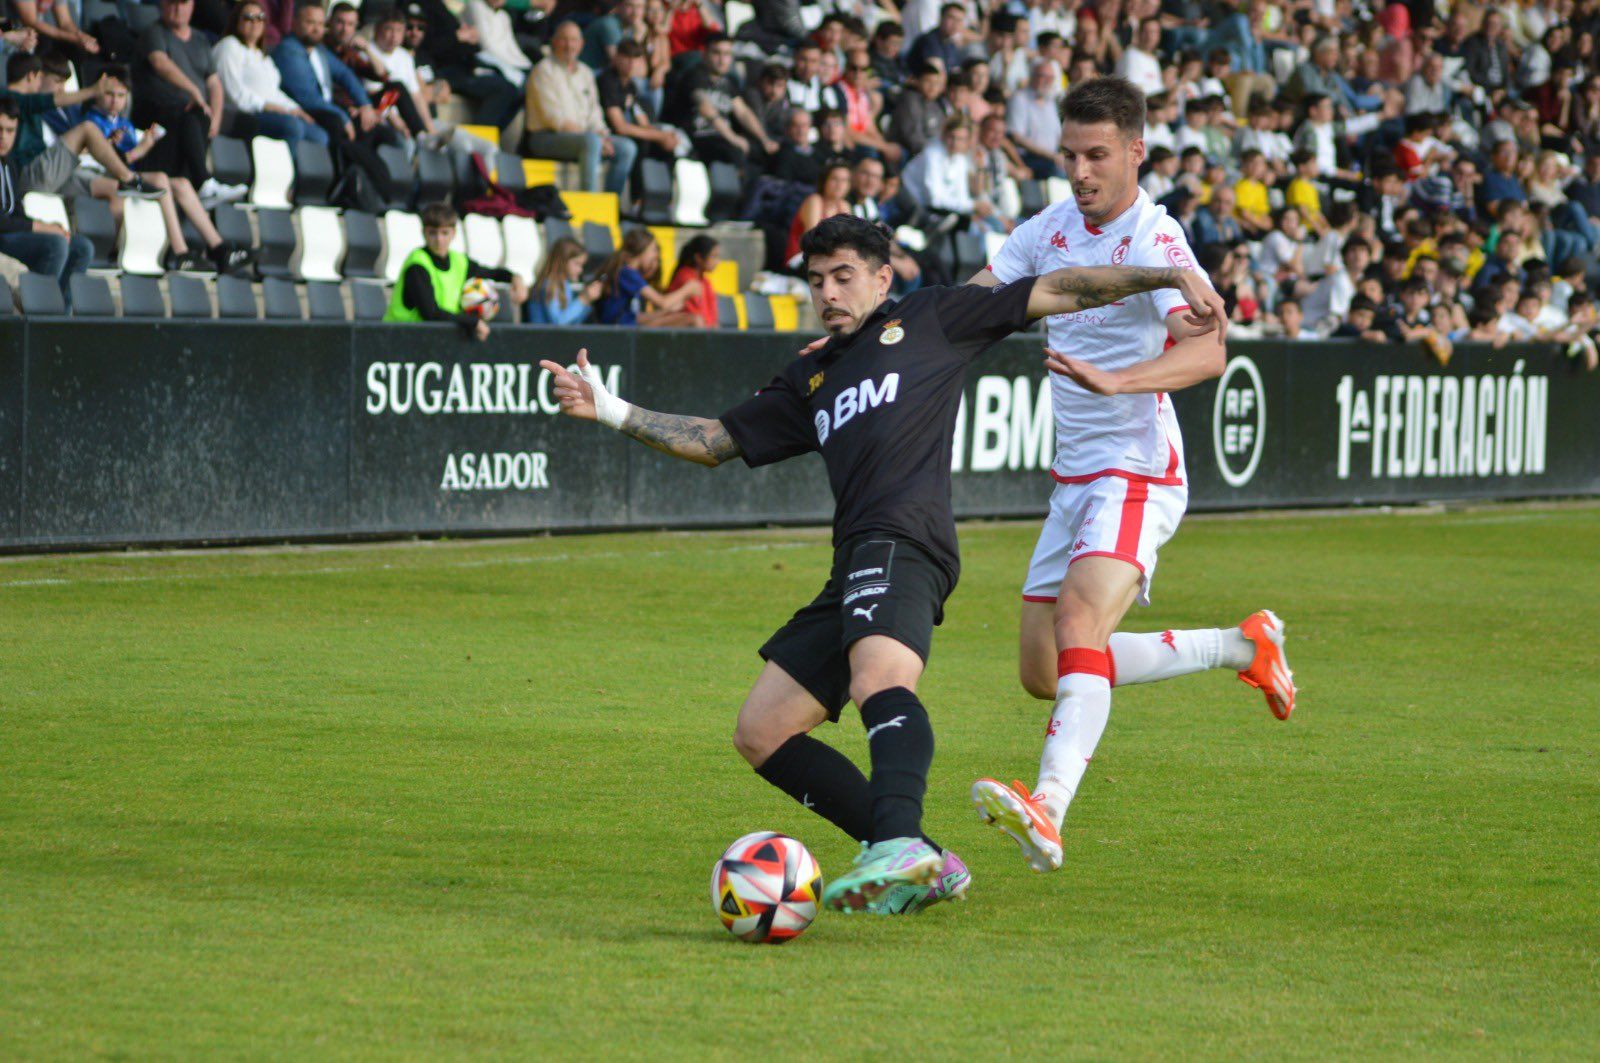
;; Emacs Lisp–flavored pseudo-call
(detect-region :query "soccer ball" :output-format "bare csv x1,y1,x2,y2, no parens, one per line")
710,832,823,943
459,276,500,320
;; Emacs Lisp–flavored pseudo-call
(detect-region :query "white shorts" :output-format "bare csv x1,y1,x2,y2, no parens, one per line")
1021,476,1188,607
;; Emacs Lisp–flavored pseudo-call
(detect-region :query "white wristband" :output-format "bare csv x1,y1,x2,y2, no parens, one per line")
578,361,632,430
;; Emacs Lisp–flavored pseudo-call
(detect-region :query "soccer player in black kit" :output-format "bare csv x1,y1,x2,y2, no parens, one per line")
541,215,1222,914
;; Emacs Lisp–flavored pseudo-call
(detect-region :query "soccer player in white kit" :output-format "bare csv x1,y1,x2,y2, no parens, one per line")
967,77,1298,873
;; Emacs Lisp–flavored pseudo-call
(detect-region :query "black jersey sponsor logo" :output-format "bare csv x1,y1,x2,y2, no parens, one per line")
814,372,902,445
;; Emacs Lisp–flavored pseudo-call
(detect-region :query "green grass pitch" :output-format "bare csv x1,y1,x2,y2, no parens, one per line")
3,504,1597,1057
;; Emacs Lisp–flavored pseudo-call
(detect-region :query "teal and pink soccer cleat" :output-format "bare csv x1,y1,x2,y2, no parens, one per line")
874,850,971,915
822,837,943,914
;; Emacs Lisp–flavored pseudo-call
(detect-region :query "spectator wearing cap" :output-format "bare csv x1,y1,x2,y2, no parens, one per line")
684,32,775,172
908,4,966,78
525,20,633,194
405,0,521,130
214,0,329,146
888,59,948,160
1006,60,1061,179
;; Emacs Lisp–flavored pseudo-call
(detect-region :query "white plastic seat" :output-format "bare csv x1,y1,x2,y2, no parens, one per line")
463,213,505,270
292,205,346,282
501,214,543,285
1044,177,1073,207
249,136,294,209
449,220,466,257
671,159,710,227
724,0,753,35
380,210,425,284
118,197,169,276
22,192,69,229
984,230,1009,263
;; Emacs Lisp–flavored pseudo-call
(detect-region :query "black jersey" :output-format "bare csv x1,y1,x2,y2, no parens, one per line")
719,279,1037,580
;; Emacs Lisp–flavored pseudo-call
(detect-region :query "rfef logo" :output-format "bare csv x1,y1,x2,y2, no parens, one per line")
1212,356,1266,487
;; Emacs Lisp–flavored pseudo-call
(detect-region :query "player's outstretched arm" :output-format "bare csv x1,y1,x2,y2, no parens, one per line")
1027,266,1227,335
1044,308,1228,396
539,348,742,468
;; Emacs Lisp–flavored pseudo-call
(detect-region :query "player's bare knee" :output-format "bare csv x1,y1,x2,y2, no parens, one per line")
732,716,781,767
1020,665,1056,700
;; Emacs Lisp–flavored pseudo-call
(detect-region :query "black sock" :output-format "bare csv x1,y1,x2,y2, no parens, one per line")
859,687,934,844
756,733,874,842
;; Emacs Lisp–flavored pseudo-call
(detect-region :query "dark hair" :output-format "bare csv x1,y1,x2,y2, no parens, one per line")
40,53,73,80
800,213,891,271
678,234,719,272
704,31,732,48
1400,277,1429,297
6,53,42,85
419,201,458,229
1349,296,1378,314
330,1,357,16
872,21,903,42
97,62,131,85
614,38,645,59
795,40,821,54
1059,76,1146,137
816,158,853,193
1467,303,1498,327
0,95,19,121
1290,148,1315,167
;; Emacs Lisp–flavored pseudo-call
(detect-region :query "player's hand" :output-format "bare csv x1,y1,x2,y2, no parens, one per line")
1043,347,1121,395
472,318,490,341
795,335,828,357
1176,273,1229,341
539,348,600,422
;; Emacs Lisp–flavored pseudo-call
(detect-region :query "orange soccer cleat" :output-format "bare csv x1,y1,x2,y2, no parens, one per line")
1238,609,1297,720
971,778,1064,872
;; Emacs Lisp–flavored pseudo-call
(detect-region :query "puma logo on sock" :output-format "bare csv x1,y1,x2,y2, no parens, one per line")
865,715,906,741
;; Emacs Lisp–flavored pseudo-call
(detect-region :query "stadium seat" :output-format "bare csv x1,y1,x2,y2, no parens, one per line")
494,150,527,192
522,159,559,186
22,191,69,229
743,294,774,330
256,208,297,279
997,177,1022,221
984,230,1008,265
953,231,986,278
120,275,166,318
250,137,295,209
263,277,304,319
119,197,169,275
292,141,336,206
350,280,389,320
716,294,737,329
381,211,423,284
501,213,542,284
306,280,347,320
19,273,66,315
671,159,710,226
637,158,672,225
72,196,118,269
463,213,505,270
210,136,252,190
544,216,576,248
769,294,799,332
449,147,477,198
216,275,259,318
581,221,614,263
376,145,413,210
563,190,621,243
342,210,381,278
168,274,213,318
293,205,345,282
416,148,453,205
215,203,254,250
649,225,676,282
728,293,748,329
707,259,738,296
724,0,754,34
69,274,115,317
1018,179,1045,218
707,162,742,222
1044,178,1073,207
450,221,466,256
0,275,12,314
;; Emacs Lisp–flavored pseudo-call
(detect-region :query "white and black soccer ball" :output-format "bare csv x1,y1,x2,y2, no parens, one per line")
710,832,822,944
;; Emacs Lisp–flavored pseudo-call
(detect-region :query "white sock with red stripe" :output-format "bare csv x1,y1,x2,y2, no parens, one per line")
1107,627,1255,686
1034,647,1112,830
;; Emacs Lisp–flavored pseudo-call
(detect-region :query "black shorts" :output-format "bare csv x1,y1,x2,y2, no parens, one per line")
759,535,954,721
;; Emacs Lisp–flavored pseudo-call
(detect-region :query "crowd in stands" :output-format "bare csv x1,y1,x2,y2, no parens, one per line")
0,0,1599,364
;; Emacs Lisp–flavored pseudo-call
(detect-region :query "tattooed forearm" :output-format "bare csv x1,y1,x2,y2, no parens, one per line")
1032,266,1185,316
620,407,743,467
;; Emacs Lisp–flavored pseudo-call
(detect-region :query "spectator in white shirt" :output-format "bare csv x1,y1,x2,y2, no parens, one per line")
214,0,327,144
1114,19,1164,96
525,20,632,193
1007,60,1062,178
903,113,1000,232
464,0,532,87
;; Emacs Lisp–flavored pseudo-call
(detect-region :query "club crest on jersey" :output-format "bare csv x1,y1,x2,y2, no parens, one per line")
1050,231,1068,250
1111,235,1131,264
880,319,905,345
807,371,825,396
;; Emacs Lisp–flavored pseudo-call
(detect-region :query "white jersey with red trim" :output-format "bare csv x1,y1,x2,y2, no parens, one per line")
988,189,1208,484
